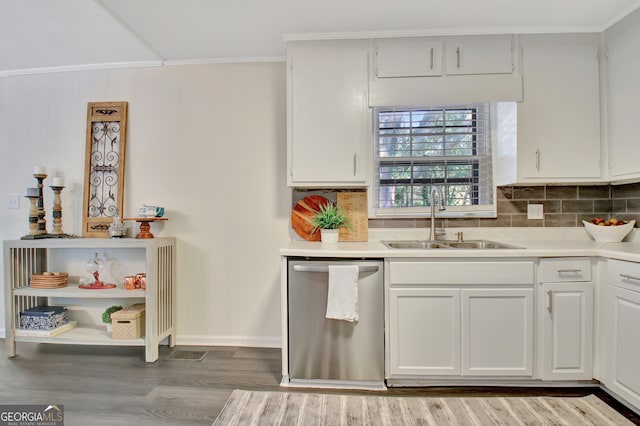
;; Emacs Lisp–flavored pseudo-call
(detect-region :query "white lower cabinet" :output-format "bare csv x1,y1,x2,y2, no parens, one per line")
539,258,594,380
389,288,461,375
388,259,535,379
540,282,594,380
462,288,533,376
604,259,640,409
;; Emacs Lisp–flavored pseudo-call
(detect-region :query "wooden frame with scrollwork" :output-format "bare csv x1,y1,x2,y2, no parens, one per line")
82,101,128,237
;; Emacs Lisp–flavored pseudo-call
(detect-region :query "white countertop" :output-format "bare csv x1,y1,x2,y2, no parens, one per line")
280,227,640,262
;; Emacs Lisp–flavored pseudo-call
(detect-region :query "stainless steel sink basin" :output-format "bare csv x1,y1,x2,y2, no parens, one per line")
383,240,453,249
382,240,523,250
443,240,523,249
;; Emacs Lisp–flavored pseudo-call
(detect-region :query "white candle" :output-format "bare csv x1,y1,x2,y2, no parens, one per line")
26,188,39,197
52,177,65,186
33,165,46,174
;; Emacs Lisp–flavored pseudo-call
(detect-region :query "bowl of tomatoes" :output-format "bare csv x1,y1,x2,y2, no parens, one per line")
582,218,635,242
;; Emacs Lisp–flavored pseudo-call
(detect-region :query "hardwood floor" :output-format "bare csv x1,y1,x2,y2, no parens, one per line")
1,340,638,425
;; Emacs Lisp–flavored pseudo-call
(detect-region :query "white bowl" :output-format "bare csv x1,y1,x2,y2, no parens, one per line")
582,220,635,242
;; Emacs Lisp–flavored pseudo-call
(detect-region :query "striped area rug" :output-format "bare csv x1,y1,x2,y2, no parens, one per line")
213,389,633,425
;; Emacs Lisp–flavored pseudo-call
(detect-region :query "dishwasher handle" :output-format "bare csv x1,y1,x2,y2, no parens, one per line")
293,264,379,273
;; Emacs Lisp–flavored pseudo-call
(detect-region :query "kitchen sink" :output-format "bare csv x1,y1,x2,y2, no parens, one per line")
443,240,523,249
383,240,454,249
382,240,523,250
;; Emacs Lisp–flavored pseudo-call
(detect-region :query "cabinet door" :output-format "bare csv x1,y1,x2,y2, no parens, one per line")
541,282,593,380
375,38,442,78
445,35,514,75
607,21,640,180
389,288,461,376
608,285,640,408
518,34,601,181
461,288,534,376
287,40,369,186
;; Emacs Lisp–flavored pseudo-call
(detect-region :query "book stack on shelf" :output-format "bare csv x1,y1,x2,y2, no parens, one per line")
16,305,77,337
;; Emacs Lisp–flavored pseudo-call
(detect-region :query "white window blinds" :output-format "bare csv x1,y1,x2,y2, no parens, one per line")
374,104,495,217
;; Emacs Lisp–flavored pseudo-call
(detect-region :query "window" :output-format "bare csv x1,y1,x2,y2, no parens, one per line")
373,104,496,217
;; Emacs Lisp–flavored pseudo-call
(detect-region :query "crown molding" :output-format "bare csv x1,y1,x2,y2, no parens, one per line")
283,26,604,42
0,61,163,78
163,56,286,66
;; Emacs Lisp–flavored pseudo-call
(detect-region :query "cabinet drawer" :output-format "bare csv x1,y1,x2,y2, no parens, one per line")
389,260,534,285
539,258,591,283
608,259,640,292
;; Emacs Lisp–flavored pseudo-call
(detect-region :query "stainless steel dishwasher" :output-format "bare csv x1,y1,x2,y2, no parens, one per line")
287,258,384,388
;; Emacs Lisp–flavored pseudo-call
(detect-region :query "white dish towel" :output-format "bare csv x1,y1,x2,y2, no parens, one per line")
325,264,359,322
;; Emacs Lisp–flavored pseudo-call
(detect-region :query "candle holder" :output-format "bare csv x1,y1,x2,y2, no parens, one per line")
34,173,48,235
24,194,39,237
21,175,73,240
49,185,65,235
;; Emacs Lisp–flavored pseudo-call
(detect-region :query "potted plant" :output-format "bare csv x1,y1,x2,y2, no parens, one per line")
311,202,351,244
102,305,123,332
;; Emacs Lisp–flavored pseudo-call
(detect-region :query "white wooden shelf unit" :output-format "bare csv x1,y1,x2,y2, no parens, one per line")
3,238,176,362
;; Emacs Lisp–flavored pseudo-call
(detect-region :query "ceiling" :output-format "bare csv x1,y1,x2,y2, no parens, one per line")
2,0,640,76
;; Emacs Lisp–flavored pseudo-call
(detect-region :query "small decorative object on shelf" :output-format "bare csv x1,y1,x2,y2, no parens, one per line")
137,205,165,218
30,272,69,289
108,216,127,238
49,178,65,235
136,273,146,289
79,252,116,289
20,306,68,330
102,305,123,332
123,217,168,239
21,168,72,240
111,303,146,339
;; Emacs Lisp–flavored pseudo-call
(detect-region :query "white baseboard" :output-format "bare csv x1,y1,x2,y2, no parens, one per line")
0,328,281,348
175,334,282,348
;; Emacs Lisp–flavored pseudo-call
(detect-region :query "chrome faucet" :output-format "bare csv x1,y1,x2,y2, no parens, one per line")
429,187,446,241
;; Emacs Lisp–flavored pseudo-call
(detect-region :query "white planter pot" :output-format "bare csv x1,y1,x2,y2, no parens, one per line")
320,229,339,244
106,323,112,333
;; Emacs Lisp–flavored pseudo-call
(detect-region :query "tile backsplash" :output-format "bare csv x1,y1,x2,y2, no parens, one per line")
293,182,640,229
367,182,640,229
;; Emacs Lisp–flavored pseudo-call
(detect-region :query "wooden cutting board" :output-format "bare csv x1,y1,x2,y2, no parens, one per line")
291,195,330,241
337,192,368,242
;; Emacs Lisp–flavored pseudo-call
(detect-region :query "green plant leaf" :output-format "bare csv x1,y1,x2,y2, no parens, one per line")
310,202,351,234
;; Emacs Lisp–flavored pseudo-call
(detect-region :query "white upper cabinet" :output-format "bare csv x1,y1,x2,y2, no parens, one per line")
369,35,522,106
287,39,370,187
606,11,640,182
515,34,603,183
375,38,443,78
445,35,515,75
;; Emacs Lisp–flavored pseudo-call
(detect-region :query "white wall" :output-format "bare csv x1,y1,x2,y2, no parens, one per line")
0,62,291,347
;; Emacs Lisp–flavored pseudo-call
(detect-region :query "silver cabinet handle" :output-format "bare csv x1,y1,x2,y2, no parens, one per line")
430,47,434,70
535,149,540,171
353,153,357,176
547,290,553,313
456,47,461,69
620,273,640,282
293,265,379,273
557,269,582,274
374,48,379,78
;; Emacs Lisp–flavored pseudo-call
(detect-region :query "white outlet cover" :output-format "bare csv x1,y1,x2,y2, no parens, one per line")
7,193,20,209
527,203,544,220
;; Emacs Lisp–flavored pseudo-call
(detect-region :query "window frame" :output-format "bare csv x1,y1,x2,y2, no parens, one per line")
371,103,498,218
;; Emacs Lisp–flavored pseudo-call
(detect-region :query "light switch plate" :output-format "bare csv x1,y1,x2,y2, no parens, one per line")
527,203,544,220
7,193,19,209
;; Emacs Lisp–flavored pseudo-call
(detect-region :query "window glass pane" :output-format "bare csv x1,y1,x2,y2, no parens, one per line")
374,104,493,213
